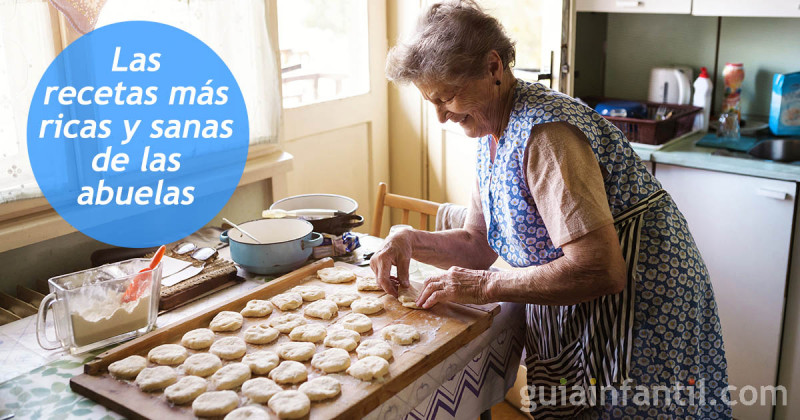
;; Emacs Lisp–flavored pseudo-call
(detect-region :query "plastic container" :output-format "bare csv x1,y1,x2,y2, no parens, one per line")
693,67,713,131
723,63,745,119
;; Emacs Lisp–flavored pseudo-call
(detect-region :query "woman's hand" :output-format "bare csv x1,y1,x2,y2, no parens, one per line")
416,267,493,309
370,231,414,297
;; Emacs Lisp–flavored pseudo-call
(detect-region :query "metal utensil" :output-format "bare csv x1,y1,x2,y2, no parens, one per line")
261,208,345,219
222,218,263,244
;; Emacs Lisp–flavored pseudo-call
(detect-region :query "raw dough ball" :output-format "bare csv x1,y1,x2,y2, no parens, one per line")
382,324,420,345
240,299,273,317
181,328,216,350
242,350,280,375
268,390,311,419
210,311,244,332
108,355,147,379
356,339,393,360
347,356,390,381
298,376,341,401
211,362,252,390
288,323,327,342
291,285,325,301
356,276,382,291
224,406,270,420
317,267,356,284
241,377,283,403
340,312,373,333
270,292,303,311
183,353,223,377
270,313,307,334
398,282,427,309
328,290,360,307
303,299,338,320
310,348,351,373
243,323,280,345
269,360,308,385
192,390,239,417
277,342,316,362
351,296,384,315
164,375,207,405
323,328,361,351
148,344,188,365
210,336,248,360
135,366,177,391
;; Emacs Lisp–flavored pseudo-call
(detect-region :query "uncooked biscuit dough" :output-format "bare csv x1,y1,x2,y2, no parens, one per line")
288,323,327,342
277,341,316,362
347,356,390,381
210,336,247,360
241,377,283,403
298,376,341,401
108,355,147,379
244,323,280,344
340,312,372,333
270,313,307,334
268,390,311,419
270,292,303,311
181,328,216,349
398,282,427,309
323,328,361,351
268,361,308,385
148,344,188,365
356,276,382,291
317,266,357,283
328,290,360,307
135,366,177,391
164,375,207,405
356,339,393,360
291,285,325,301
303,299,338,320
224,406,271,420
351,296,384,315
183,353,223,377
310,348,351,373
192,390,239,417
242,350,280,375
381,324,420,345
211,362,252,390
240,299,273,317
209,311,244,332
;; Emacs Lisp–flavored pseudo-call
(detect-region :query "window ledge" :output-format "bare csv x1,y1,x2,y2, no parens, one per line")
0,149,294,253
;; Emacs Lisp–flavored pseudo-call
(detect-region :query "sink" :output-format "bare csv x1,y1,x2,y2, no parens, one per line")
748,139,800,162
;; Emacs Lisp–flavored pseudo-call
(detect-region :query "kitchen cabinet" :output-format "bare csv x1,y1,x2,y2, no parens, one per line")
692,0,800,18
576,0,691,14
656,163,796,420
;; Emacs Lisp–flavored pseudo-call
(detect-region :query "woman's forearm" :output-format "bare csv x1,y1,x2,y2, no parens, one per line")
405,228,497,271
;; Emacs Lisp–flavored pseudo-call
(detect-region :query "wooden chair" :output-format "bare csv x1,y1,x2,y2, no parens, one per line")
370,182,440,237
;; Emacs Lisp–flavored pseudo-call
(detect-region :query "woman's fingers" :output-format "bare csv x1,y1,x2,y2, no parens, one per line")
416,275,441,308
371,252,398,297
422,290,448,309
396,256,411,288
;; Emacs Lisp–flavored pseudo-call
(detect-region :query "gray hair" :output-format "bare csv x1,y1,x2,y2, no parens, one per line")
386,0,515,86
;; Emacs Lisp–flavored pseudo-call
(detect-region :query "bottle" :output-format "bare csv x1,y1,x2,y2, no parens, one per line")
722,63,745,120
692,67,713,131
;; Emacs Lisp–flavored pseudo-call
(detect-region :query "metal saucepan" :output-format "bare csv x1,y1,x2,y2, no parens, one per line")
270,194,363,235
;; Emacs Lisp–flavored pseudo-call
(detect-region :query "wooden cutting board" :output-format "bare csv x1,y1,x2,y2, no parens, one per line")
70,258,499,419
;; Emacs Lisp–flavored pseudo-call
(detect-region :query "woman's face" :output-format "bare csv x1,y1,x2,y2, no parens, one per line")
416,77,498,138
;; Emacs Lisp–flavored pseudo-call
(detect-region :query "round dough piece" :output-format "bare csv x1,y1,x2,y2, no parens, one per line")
269,361,308,385
135,366,177,391
381,324,420,345
240,299,273,317
323,328,361,351
351,296,384,315
328,290,360,307
148,344,188,365
164,375,207,405
277,341,316,362
211,362,252,390
347,356,390,381
356,276,382,291
183,353,223,377
340,312,373,333
224,406,270,420
243,323,280,345
242,350,280,375
192,390,239,417
268,390,310,419
241,377,283,403
210,311,244,332
270,292,303,311
356,339,393,360
298,376,341,401
288,323,327,342
181,328,216,350
291,285,325,301
270,313,307,334
317,267,356,284
303,299,338,320
210,336,247,360
310,348,351,373
398,294,423,309
108,355,147,379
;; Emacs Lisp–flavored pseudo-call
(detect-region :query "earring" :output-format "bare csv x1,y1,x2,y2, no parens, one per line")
495,80,501,86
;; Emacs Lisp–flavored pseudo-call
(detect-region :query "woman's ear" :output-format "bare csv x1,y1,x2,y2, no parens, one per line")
487,50,503,83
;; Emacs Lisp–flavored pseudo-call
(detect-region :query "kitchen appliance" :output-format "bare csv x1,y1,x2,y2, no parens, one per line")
270,194,364,235
648,66,693,105
220,218,323,275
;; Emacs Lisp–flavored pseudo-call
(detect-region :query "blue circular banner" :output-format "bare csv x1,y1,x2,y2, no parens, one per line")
27,21,249,248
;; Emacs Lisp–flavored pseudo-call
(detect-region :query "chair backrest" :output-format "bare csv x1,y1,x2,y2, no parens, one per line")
370,182,440,237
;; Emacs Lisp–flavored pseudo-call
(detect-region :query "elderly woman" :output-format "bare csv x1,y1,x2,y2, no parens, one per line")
374,1,731,419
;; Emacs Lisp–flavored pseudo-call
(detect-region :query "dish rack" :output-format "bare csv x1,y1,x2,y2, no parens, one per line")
582,97,702,146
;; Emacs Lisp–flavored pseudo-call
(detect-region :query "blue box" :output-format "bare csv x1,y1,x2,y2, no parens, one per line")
770,72,800,136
